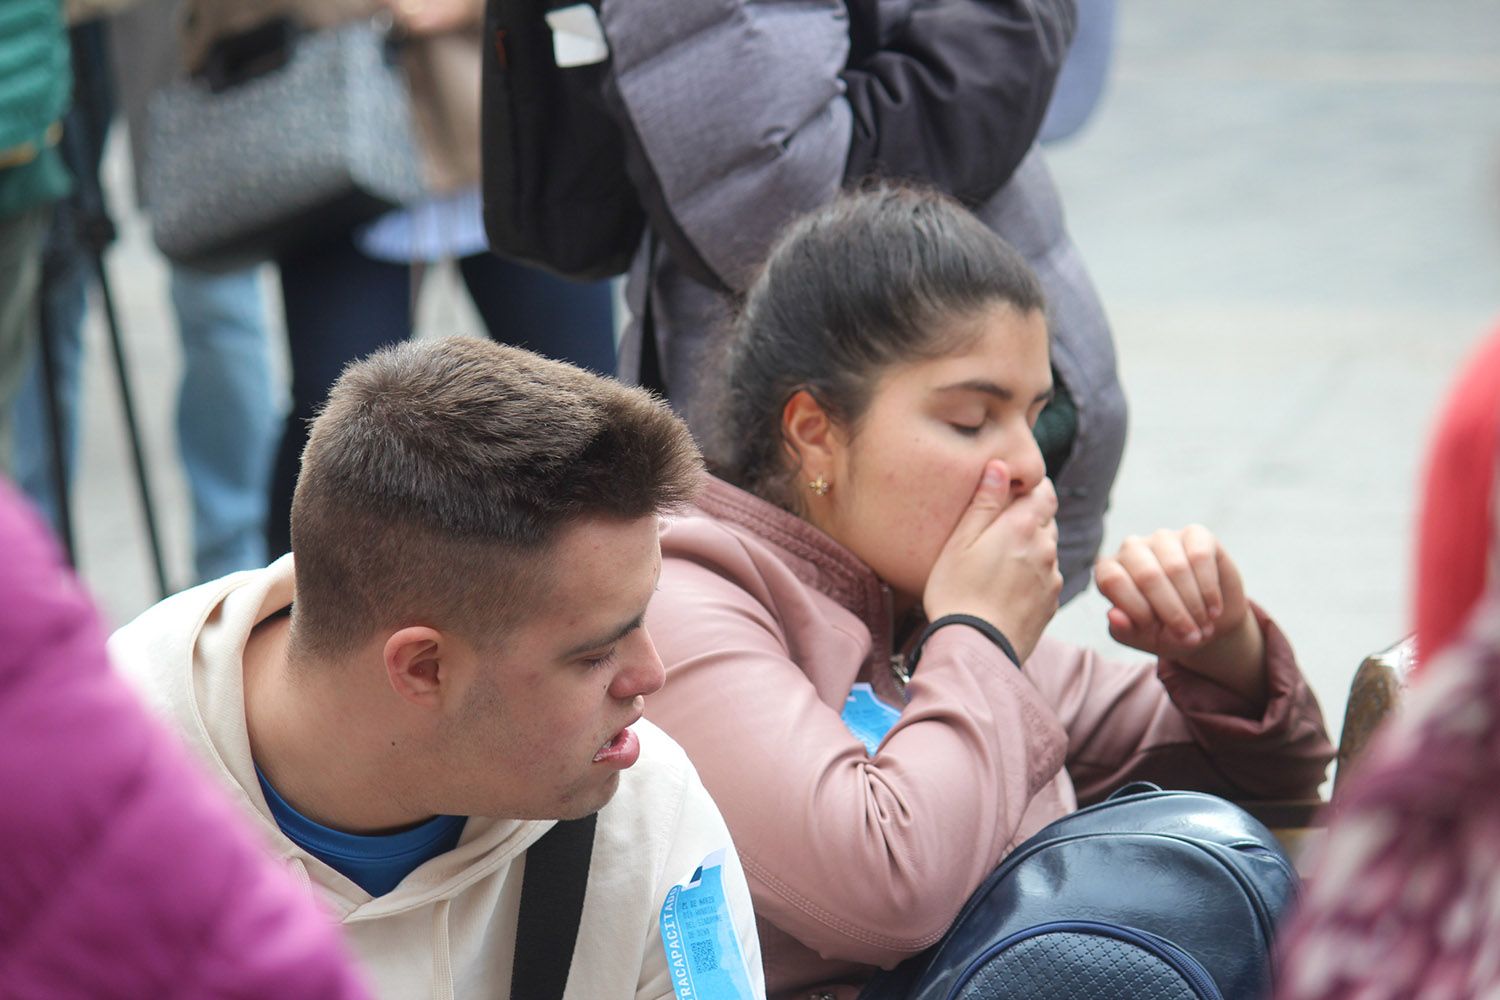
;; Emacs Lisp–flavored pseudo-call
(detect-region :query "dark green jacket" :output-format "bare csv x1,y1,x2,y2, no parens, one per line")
0,0,72,218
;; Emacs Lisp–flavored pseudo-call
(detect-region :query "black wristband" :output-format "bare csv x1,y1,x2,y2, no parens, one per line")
908,614,1023,673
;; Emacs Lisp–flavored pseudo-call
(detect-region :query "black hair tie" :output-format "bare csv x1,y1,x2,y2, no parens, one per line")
908,614,1023,673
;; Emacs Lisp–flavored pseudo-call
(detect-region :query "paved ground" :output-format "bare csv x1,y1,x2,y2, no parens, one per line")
52,1,1500,753
1042,0,1500,744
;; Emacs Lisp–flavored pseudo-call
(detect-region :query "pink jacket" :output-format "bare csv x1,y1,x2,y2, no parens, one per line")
646,477,1334,1000
0,485,369,998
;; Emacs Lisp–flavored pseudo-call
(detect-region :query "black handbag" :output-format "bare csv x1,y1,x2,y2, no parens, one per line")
860,784,1298,1000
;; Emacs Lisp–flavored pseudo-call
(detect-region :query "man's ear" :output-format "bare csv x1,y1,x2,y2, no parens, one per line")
781,388,841,482
383,626,452,708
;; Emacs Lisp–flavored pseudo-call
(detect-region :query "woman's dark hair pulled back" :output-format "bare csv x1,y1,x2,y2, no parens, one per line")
711,184,1046,509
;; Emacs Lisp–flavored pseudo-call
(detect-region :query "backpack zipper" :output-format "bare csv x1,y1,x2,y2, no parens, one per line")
945,919,1225,1000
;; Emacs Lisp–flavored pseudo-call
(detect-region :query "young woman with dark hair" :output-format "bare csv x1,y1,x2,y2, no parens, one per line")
644,186,1335,1000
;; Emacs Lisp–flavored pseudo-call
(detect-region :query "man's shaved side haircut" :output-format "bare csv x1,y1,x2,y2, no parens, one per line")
288,337,703,659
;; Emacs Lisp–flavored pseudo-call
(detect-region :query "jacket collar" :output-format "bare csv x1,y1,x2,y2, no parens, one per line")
694,476,896,654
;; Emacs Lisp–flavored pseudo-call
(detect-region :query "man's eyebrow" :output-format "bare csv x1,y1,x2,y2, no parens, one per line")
562,612,646,659
936,379,1054,405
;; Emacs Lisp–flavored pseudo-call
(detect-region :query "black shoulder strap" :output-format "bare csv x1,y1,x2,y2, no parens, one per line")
510,813,599,1000
637,232,668,398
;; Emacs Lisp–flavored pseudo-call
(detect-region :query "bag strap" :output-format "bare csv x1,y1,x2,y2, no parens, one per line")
509,813,599,1000
636,231,668,398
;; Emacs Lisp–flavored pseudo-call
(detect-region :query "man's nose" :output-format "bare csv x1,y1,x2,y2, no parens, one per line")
610,628,666,700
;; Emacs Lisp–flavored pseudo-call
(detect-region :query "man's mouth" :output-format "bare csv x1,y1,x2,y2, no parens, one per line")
592,720,642,766
594,730,629,761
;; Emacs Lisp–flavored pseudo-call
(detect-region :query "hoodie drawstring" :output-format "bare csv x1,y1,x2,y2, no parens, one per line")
431,897,455,1000
288,855,314,897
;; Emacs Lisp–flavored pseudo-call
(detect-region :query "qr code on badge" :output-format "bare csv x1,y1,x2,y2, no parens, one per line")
689,938,719,972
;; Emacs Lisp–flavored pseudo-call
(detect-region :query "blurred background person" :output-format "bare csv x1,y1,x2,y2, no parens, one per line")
0,0,72,477
1275,324,1500,1000
180,0,618,560
10,0,281,585
1038,0,1118,145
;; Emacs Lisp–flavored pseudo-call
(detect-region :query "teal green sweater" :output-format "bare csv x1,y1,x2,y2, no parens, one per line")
0,0,72,219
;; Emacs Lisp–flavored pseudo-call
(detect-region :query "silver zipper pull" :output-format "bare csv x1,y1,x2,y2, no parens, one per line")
889,653,911,691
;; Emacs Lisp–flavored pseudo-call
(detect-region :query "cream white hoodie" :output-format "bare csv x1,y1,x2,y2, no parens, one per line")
109,557,766,1000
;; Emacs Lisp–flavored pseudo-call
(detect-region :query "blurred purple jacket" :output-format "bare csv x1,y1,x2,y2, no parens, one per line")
0,485,370,999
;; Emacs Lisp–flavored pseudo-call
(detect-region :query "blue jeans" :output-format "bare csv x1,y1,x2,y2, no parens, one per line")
12,262,278,583
10,246,87,510
171,266,279,581
0,208,52,476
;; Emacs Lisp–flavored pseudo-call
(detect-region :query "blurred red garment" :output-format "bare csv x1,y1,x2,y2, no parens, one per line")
1415,325,1500,666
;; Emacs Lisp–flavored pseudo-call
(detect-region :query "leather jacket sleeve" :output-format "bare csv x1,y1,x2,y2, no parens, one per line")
1026,607,1335,805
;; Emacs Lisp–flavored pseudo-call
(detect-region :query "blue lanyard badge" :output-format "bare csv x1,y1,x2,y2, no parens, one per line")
841,682,901,755
659,849,756,1000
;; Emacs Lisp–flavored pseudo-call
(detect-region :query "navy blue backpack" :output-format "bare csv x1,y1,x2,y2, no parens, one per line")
859,784,1298,1000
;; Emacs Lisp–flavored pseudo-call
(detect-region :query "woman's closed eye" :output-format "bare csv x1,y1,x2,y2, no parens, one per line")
943,407,991,437
582,647,620,671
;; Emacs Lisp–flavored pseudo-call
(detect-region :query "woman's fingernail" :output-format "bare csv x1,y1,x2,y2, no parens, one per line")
983,464,1005,488
1184,629,1202,644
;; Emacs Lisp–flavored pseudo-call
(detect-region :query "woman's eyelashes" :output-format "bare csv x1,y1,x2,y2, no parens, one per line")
944,409,991,437
948,405,1044,437
582,647,620,671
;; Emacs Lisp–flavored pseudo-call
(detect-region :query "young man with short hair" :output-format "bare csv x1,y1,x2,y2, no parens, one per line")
111,338,765,998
